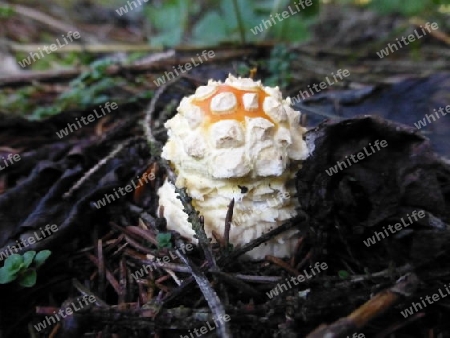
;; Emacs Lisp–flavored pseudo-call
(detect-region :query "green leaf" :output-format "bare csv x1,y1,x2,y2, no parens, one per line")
400,0,429,15
34,250,51,268
23,251,36,268
145,0,190,47
338,270,350,279
221,0,279,42
272,14,311,42
236,64,252,77
220,0,252,35
4,254,24,274
368,0,403,14
18,269,37,288
156,233,172,248
294,0,320,18
0,268,17,284
369,0,429,16
192,11,229,45
254,0,290,13
0,5,15,18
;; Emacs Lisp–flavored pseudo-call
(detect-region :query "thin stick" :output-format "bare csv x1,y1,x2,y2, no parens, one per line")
11,5,97,43
175,187,217,270
0,49,262,88
223,198,234,248
218,212,308,266
175,238,231,338
63,137,139,198
10,44,162,54
143,76,180,157
231,0,246,44
306,273,420,338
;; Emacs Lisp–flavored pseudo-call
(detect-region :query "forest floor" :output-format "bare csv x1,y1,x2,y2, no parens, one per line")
0,2,450,338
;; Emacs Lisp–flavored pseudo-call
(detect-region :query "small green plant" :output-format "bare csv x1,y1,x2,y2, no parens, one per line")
27,57,153,120
264,44,296,90
30,58,121,120
144,0,319,47
338,270,350,279
156,233,172,248
368,0,442,16
0,250,51,287
0,4,14,18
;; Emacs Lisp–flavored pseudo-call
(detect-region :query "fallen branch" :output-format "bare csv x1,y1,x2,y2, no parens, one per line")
306,273,420,338
174,238,231,338
0,49,262,89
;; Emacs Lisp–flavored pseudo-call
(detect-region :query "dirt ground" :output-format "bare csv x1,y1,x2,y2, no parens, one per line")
0,1,450,338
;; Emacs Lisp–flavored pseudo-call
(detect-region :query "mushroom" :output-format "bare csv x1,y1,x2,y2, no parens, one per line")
157,74,309,259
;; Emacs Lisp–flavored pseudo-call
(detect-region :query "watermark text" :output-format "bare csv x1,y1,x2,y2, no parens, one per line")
266,262,328,299
377,22,438,58
18,31,81,68
250,0,314,35
325,140,388,176
0,224,59,261
0,154,21,171
56,102,118,139
153,50,215,87
363,211,425,247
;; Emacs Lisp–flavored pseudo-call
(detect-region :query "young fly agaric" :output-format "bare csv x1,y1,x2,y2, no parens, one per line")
157,74,308,259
